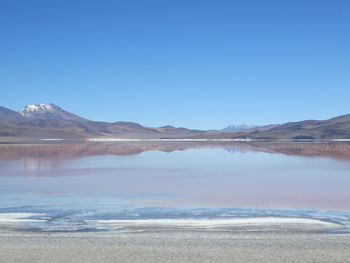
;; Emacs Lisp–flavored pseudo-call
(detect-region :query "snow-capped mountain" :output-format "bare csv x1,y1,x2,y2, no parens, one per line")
223,124,280,132
19,104,87,121
223,124,259,131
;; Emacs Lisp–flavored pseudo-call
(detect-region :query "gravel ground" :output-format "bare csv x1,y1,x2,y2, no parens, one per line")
1,230,350,263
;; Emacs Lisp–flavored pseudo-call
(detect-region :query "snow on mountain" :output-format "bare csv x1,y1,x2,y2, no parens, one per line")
20,104,56,115
223,124,259,131
223,123,280,132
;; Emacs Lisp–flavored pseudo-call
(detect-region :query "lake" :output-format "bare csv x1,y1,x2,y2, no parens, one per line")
0,141,350,232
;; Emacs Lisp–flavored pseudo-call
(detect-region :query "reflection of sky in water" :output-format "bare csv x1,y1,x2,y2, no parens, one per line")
0,147,350,210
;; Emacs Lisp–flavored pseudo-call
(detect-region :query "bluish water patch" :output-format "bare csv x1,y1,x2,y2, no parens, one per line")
1,196,350,233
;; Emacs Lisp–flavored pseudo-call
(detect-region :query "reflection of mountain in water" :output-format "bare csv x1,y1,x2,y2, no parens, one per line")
23,157,57,171
223,147,251,154
1,142,350,164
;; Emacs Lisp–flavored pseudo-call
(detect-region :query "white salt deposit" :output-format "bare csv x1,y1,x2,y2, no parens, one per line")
0,213,45,223
96,217,342,229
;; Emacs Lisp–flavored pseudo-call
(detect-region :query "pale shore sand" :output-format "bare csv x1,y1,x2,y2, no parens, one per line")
1,230,350,263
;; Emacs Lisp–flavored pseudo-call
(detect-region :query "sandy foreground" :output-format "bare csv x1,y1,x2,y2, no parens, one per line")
1,214,350,262
0,229,350,263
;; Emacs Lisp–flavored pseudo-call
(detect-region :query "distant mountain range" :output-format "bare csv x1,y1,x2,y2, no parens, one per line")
216,114,350,140
1,104,350,140
0,104,205,139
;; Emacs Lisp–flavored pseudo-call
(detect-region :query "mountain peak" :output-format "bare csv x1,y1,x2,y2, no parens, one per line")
19,103,86,121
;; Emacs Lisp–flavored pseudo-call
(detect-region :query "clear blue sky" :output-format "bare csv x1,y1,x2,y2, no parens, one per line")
1,0,349,129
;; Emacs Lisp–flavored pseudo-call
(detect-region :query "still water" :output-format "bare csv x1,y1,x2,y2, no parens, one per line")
0,142,350,232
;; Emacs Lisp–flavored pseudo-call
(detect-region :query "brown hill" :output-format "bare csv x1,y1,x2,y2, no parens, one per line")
241,114,350,139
